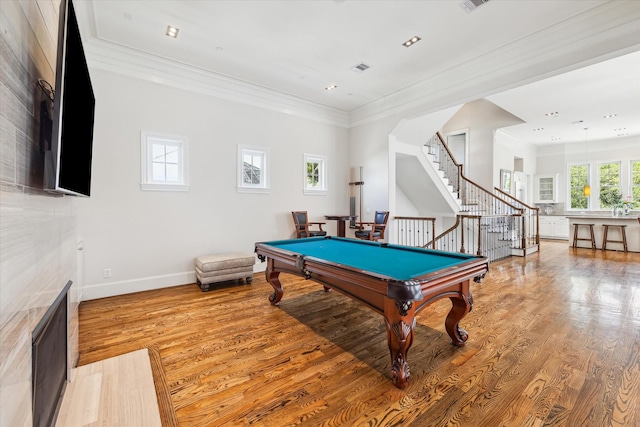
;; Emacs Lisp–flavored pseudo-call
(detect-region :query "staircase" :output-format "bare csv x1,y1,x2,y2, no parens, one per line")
414,133,539,261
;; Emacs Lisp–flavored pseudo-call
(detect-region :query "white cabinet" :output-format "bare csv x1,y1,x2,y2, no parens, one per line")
539,217,553,237
539,216,568,239
553,217,569,238
535,175,558,203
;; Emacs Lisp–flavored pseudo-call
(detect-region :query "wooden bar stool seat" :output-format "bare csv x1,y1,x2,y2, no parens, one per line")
602,224,628,252
572,223,596,249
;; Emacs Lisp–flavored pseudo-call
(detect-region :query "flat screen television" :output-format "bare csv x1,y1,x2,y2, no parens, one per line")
44,0,95,197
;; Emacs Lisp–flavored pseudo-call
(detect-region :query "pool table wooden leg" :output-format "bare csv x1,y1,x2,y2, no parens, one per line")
445,280,472,346
265,263,283,306
383,297,416,389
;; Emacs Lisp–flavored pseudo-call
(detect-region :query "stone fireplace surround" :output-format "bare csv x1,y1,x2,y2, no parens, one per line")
1,1,82,425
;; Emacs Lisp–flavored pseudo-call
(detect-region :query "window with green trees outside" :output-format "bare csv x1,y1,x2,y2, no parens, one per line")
632,160,640,209
599,162,621,209
570,164,588,209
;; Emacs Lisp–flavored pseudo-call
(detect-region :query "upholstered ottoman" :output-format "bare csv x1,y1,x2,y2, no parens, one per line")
194,252,255,291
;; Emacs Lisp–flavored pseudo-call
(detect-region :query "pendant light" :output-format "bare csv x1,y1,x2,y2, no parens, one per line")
583,128,591,196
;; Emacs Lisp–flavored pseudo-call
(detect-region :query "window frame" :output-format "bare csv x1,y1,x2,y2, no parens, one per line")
237,145,270,193
303,153,327,195
140,131,189,192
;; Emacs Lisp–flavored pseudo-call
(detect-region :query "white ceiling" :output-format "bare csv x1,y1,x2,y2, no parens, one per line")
487,51,640,146
80,0,640,145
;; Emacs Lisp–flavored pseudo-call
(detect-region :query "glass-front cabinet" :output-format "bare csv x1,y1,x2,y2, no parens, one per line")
535,174,558,203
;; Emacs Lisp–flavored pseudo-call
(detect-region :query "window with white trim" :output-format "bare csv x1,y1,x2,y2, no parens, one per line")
141,132,189,191
237,145,270,193
304,153,327,195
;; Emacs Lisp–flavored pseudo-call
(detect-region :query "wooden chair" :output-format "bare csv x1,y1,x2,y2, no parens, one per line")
355,211,389,241
291,211,327,238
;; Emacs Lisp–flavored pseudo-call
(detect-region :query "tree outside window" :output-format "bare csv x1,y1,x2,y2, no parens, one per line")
304,154,327,195
599,162,621,209
569,164,588,209
631,160,640,209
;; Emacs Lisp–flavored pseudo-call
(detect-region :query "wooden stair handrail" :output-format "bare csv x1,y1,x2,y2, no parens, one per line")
494,187,539,211
433,132,523,214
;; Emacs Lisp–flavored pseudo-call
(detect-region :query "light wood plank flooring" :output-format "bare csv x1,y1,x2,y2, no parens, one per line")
77,240,640,426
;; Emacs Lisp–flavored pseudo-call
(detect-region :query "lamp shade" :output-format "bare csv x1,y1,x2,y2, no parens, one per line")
583,185,591,196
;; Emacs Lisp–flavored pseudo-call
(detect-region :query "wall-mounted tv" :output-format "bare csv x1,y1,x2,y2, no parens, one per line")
44,0,95,197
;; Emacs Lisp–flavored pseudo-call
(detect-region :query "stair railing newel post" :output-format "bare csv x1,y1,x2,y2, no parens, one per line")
459,216,466,254
476,216,483,256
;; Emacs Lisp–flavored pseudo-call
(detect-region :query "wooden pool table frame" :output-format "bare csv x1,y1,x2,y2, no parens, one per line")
255,238,488,389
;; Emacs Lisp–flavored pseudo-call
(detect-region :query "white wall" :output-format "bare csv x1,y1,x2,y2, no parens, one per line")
494,130,538,203
348,115,400,222
442,99,524,188
77,69,349,299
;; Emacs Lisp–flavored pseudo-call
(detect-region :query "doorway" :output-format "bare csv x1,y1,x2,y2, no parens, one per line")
445,130,468,173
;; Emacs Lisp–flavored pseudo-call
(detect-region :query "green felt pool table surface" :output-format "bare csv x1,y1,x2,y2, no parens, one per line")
261,236,479,280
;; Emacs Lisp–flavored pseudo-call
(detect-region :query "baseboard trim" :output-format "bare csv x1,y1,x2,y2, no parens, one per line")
81,271,196,301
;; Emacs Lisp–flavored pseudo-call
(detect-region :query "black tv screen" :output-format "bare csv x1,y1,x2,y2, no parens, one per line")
46,0,95,197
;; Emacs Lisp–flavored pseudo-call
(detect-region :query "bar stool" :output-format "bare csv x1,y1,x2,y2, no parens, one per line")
602,224,628,252
572,223,596,249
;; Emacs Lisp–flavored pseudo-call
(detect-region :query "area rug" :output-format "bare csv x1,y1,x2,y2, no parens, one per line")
147,347,180,427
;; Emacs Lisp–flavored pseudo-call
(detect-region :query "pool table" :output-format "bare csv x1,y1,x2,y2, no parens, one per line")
255,236,488,389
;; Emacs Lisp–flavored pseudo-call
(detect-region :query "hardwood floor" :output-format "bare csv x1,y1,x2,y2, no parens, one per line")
77,240,640,426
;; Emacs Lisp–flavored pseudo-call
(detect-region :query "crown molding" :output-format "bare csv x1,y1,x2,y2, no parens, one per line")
348,1,640,128
84,39,350,128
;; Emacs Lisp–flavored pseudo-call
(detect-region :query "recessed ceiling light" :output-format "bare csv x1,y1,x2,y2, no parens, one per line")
166,25,179,38
402,36,421,47
603,114,617,119
325,84,338,91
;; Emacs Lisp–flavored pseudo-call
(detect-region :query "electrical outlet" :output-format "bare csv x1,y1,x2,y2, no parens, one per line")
103,268,112,278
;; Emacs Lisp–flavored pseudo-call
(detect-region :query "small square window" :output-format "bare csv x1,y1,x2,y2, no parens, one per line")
238,145,270,193
141,132,189,191
304,153,327,195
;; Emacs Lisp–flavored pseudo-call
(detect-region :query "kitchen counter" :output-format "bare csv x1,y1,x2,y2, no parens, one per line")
566,215,639,252
565,215,639,220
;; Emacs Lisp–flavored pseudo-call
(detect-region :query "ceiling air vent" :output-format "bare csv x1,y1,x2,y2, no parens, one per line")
459,0,489,13
351,63,371,73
